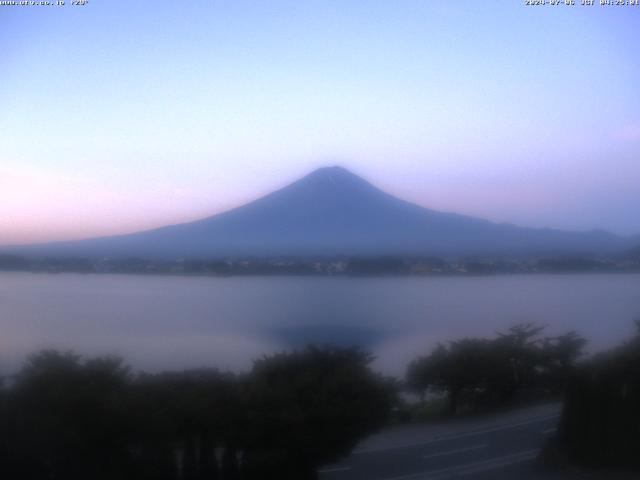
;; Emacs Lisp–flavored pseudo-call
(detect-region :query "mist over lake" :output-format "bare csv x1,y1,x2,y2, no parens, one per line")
2,272,638,376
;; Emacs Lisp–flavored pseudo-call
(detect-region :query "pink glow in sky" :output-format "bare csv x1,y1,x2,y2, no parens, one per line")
1,1,639,245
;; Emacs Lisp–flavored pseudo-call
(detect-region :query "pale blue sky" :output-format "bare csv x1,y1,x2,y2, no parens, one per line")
1,1,639,243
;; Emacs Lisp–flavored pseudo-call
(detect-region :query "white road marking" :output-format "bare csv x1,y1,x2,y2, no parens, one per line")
381,449,539,480
422,443,487,460
353,414,559,455
317,466,351,474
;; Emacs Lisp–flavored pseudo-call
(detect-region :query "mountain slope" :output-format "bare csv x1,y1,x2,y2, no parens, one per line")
3,167,631,258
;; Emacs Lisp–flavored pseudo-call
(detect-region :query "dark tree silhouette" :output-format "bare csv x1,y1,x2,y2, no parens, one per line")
558,322,640,469
242,346,393,479
407,324,586,415
0,346,393,480
128,368,242,480
4,351,131,479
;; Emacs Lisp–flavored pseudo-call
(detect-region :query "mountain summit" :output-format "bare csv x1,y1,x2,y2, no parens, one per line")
5,167,629,258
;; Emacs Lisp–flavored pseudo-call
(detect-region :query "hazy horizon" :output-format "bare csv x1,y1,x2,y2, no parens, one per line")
2,164,638,249
2,2,639,245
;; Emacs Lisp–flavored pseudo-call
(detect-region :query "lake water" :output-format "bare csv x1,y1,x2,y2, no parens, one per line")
1,272,639,376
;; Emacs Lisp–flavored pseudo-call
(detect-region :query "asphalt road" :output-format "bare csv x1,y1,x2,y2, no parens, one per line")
318,403,564,480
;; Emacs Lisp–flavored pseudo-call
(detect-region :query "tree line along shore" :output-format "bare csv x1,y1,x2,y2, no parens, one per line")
1,253,639,276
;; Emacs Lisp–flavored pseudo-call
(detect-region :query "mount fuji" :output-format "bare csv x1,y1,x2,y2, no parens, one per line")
3,167,630,258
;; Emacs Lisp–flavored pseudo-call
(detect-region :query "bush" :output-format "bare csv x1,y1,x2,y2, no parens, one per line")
0,346,394,480
407,324,586,416
558,324,640,469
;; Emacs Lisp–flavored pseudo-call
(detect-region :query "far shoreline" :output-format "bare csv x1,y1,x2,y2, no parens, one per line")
2,268,640,279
